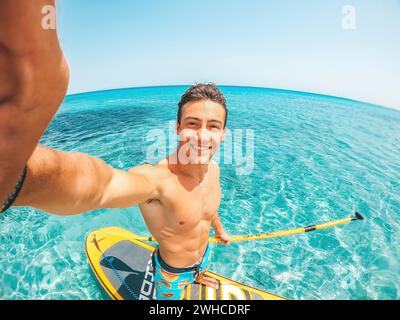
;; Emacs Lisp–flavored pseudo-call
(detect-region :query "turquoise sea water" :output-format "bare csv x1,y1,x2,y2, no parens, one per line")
1,86,399,300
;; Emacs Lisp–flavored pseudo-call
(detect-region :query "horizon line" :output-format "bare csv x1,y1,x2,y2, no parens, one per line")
66,84,399,113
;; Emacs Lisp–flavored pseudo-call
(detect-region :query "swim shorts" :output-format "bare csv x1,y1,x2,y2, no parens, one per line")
151,243,211,300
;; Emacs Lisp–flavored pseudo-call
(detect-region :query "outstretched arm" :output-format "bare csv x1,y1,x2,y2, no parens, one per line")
0,0,69,204
14,145,158,215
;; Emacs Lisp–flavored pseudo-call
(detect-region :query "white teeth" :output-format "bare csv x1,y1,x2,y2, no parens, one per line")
190,143,211,151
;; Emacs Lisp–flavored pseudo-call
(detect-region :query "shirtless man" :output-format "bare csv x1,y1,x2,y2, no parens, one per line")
9,83,231,300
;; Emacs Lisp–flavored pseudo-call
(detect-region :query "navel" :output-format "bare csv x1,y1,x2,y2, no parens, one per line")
179,221,185,225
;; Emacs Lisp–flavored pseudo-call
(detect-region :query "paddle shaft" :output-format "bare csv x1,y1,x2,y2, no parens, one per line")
136,212,364,244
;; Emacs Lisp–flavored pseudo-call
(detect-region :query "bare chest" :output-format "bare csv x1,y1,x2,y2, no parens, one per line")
168,183,221,227
140,177,222,233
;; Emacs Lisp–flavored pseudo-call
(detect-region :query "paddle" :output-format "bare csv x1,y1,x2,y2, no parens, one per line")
132,212,364,244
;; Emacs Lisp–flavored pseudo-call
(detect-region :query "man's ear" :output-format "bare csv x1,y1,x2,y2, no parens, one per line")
176,121,180,135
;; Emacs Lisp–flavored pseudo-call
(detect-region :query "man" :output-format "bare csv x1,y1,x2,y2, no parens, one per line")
0,0,69,208
9,83,231,300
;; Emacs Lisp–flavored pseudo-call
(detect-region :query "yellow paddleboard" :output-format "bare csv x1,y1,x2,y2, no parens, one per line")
85,227,286,300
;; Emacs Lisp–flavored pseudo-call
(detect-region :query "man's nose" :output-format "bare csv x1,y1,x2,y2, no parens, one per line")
198,128,211,144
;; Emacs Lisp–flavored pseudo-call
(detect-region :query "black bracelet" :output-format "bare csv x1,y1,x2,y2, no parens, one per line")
1,166,28,213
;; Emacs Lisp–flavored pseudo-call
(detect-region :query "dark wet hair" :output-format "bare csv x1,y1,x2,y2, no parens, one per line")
177,83,228,128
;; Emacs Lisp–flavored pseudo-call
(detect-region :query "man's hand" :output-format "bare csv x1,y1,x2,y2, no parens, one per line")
0,0,69,205
215,230,231,245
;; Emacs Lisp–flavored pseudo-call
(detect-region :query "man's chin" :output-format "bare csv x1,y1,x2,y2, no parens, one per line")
190,153,213,165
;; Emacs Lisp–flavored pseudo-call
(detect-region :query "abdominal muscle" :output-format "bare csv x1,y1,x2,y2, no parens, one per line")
140,204,212,268
158,226,210,268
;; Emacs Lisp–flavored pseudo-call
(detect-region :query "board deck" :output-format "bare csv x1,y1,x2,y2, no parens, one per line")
85,227,286,300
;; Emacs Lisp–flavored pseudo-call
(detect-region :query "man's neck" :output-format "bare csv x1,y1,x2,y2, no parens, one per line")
169,151,211,181
177,161,210,182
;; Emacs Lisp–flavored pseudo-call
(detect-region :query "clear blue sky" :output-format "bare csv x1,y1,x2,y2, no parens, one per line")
57,0,400,110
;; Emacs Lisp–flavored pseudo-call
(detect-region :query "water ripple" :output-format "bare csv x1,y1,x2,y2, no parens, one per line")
1,86,399,299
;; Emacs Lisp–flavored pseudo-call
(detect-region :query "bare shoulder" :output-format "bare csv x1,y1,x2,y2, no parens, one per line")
128,161,175,201
128,162,172,182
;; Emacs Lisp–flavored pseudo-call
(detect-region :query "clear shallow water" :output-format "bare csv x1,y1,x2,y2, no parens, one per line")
1,86,399,300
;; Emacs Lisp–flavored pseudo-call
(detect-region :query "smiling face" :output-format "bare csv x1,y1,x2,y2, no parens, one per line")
176,99,226,164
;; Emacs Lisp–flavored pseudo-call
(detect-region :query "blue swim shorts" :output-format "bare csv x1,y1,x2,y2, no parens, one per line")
151,243,211,300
